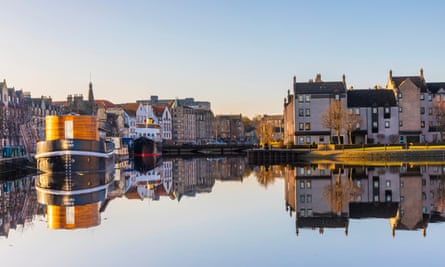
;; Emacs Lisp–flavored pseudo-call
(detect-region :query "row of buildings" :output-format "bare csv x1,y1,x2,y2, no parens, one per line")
283,69,445,145
0,80,251,154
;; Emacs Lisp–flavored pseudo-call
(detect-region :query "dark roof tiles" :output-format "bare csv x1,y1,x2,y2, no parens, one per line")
347,89,397,108
294,81,346,94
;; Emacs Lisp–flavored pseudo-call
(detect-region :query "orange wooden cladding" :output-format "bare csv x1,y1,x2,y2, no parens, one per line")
47,203,101,229
45,115,99,141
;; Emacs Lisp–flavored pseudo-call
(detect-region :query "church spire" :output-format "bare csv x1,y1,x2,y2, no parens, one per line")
88,75,94,103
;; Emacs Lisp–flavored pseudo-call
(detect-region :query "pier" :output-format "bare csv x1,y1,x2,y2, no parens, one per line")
247,148,310,165
162,144,254,156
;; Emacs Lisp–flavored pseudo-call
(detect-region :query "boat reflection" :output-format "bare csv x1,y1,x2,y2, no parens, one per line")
35,170,115,230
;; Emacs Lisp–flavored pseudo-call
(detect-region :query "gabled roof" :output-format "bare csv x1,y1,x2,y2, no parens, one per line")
94,99,115,107
391,76,428,92
122,103,139,116
152,105,166,117
347,89,397,108
427,82,445,94
295,81,346,94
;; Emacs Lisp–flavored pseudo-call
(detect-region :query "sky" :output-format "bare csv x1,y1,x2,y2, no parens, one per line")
0,0,444,118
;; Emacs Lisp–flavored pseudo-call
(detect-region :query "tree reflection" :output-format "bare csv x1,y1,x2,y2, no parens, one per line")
254,165,285,188
323,169,363,214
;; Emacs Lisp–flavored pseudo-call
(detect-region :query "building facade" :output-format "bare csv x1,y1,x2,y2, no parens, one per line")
347,89,399,144
293,74,347,144
215,114,245,142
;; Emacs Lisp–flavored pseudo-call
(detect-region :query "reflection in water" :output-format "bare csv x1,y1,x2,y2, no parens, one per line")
35,170,116,229
5,157,445,239
0,157,248,237
283,163,445,237
0,176,44,238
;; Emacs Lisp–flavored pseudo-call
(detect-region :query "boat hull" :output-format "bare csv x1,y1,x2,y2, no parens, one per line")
36,139,115,173
133,137,162,157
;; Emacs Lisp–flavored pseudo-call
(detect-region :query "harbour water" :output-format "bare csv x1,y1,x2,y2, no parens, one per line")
1,157,445,267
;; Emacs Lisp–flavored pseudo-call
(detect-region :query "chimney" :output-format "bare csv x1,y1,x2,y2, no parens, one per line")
420,67,424,79
315,73,322,83
389,69,393,80
342,74,346,85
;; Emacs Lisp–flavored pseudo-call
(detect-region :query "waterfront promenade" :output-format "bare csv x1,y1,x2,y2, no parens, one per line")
247,144,445,166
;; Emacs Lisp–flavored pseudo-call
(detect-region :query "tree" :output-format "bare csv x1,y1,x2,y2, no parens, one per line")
343,111,362,144
256,119,274,145
434,100,445,142
321,100,347,144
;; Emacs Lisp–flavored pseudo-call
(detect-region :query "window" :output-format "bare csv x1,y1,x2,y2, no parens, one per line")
384,107,391,118
356,122,360,129
355,108,360,114
306,136,311,143
300,209,306,216
399,106,402,112
386,180,391,187
300,195,305,203
299,123,304,130
421,121,425,128
305,95,311,103
298,95,304,103
421,107,425,114
299,137,304,144
306,180,312,189
305,122,311,130
335,94,340,100
305,108,310,117
300,180,305,189
306,195,312,203
420,93,425,100
299,108,304,117
372,121,378,128
385,121,390,128
399,120,403,127
372,107,378,114
398,92,403,99
429,108,433,115
428,94,433,101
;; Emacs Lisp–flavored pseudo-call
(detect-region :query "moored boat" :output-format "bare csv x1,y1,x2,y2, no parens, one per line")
35,115,115,173
133,121,162,157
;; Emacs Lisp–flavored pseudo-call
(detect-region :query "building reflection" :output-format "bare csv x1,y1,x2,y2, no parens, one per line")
284,163,445,237
0,176,45,238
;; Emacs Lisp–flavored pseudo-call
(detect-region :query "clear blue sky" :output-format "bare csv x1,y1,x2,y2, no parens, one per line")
0,0,444,117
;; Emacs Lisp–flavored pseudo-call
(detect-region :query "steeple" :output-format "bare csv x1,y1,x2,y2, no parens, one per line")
88,80,94,103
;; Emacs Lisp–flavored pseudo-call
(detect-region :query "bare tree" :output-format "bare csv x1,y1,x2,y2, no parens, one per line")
343,111,362,144
256,119,274,145
434,100,445,142
321,100,347,144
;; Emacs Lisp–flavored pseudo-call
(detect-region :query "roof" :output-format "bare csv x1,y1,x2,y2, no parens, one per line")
152,105,166,117
427,82,445,94
122,103,139,116
94,99,115,107
294,81,346,94
347,89,397,107
391,76,428,92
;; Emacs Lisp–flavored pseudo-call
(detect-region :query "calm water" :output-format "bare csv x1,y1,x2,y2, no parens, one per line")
1,157,445,267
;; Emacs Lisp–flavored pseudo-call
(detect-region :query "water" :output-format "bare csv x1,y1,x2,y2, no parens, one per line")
1,157,444,267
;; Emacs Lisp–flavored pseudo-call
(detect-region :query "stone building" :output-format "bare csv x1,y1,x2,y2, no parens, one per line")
215,114,245,142
347,89,399,144
283,89,295,145
292,74,347,144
